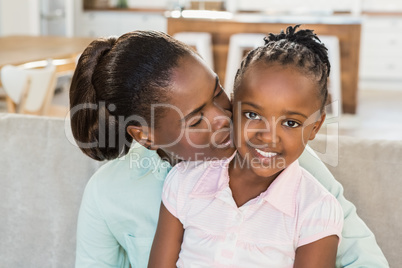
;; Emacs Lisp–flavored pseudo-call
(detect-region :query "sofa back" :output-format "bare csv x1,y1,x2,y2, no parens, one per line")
0,114,400,267
310,134,402,268
0,113,101,268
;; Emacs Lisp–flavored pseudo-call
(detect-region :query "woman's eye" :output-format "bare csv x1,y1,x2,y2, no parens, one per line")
189,113,204,127
283,120,300,128
244,112,260,120
214,88,224,99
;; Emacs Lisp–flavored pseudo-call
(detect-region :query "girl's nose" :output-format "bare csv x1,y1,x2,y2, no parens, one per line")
257,120,280,146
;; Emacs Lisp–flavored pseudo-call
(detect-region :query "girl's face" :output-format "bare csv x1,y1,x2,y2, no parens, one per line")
232,63,325,180
153,54,235,161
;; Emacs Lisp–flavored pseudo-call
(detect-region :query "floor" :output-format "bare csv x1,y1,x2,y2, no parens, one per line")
1,86,402,141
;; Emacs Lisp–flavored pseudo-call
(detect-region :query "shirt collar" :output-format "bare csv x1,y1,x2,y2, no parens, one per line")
261,160,302,217
125,142,172,180
189,152,236,198
190,152,302,217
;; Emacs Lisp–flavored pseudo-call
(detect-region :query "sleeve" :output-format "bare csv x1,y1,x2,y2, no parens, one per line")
75,177,130,268
299,145,389,267
161,167,182,220
298,195,344,248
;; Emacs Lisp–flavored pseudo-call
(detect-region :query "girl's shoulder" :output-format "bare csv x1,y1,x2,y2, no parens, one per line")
297,167,343,218
299,167,336,200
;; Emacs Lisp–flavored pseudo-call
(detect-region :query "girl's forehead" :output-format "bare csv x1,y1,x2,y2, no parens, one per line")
237,63,318,91
235,64,320,104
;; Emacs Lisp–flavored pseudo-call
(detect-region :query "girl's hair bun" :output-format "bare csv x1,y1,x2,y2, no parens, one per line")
263,24,330,76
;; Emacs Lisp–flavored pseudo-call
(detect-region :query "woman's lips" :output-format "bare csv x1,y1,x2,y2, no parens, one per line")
217,133,232,147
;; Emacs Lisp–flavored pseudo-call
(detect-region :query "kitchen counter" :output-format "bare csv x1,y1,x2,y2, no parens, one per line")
167,12,362,114
232,13,361,24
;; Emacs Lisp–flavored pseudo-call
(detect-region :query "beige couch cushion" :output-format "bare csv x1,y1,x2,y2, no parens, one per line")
0,113,101,268
0,113,400,267
310,134,402,268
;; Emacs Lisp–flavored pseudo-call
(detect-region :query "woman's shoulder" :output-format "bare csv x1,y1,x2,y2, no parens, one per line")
88,143,170,192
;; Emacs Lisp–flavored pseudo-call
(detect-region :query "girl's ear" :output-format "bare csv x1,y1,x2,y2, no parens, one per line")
127,125,156,150
308,112,326,141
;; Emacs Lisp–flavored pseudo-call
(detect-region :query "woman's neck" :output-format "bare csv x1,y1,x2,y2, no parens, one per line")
156,149,181,166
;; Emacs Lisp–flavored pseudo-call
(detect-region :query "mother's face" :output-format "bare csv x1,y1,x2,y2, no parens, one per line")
153,54,235,161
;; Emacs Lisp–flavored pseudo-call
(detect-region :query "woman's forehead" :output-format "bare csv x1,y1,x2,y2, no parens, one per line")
167,55,217,113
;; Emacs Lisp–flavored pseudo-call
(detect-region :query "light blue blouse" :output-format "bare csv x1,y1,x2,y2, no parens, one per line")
75,143,389,268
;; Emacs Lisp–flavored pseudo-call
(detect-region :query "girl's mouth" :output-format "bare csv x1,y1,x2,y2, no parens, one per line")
255,148,277,158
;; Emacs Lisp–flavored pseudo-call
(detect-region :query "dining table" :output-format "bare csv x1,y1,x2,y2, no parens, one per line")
0,35,95,113
0,35,94,72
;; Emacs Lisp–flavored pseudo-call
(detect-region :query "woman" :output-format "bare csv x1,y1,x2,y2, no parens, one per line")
70,30,388,267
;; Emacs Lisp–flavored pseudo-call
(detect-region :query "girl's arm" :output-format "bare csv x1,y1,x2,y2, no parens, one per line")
148,203,184,268
294,235,339,268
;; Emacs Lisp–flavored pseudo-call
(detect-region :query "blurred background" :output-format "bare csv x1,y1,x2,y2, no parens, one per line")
1,0,402,140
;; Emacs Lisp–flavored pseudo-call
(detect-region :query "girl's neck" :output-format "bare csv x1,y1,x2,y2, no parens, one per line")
228,153,282,207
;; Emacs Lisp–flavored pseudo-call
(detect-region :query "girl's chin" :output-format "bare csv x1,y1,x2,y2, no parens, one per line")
250,166,283,179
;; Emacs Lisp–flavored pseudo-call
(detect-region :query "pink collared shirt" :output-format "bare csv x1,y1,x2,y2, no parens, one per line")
162,154,343,268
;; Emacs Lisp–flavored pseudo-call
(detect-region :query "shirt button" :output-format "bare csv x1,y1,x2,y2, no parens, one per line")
235,213,244,222
228,233,237,241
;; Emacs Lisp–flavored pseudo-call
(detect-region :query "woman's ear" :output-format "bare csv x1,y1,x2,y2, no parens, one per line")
127,126,155,150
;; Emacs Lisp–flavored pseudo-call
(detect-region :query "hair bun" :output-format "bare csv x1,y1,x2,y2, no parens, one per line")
70,36,119,161
263,24,330,76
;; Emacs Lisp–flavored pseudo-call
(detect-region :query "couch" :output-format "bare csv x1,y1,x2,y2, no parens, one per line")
0,113,400,267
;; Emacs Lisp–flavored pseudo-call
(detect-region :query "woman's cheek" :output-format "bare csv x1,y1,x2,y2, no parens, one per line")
183,130,209,147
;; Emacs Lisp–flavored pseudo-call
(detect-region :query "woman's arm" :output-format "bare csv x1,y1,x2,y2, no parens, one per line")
148,203,184,268
76,177,130,268
294,235,339,268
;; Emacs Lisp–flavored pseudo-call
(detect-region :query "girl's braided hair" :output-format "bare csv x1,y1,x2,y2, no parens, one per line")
234,25,330,110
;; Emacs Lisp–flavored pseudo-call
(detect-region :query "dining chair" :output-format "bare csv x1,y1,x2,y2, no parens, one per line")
1,61,57,115
319,35,342,116
224,33,266,97
173,32,214,70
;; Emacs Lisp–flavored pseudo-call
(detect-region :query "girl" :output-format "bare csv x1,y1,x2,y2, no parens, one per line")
70,30,387,267
148,25,343,268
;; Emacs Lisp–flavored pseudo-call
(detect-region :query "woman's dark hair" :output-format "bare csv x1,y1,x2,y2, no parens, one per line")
234,25,330,110
70,30,193,161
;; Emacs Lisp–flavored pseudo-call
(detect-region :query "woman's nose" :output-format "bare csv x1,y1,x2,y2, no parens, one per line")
211,105,232,131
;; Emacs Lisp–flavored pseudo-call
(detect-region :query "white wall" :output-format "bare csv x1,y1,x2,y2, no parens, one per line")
0,0,2,35
0,0,40,36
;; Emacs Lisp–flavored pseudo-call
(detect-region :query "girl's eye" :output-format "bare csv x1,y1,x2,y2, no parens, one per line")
283,120,300,128
189,113,204,127
244,112,260,120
